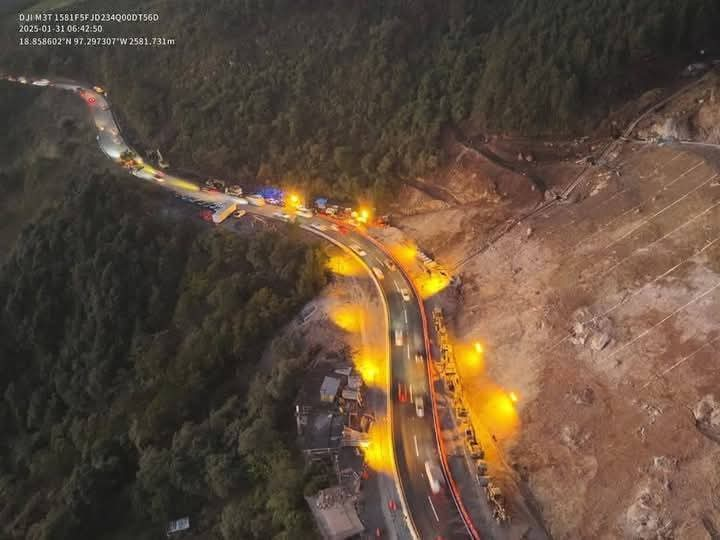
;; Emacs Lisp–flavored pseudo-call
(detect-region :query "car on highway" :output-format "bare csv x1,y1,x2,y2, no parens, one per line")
233,210,247,218
414,353,424,364
397,383,408,402
400,288,411,302
310,223,327,231
329,223,340,232
414,396,425,418
424,461,443,494
17,76,27,84
153,172,165,182
297,207,313,218
350,244,367,257
272,211,292,222
246,194,266,206
372,267,385,280
393,328,404,347
384,260,397,272
93,85,106,95
32,79,50,86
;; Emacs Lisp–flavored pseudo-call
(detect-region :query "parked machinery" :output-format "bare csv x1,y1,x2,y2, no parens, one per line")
486,483,509,523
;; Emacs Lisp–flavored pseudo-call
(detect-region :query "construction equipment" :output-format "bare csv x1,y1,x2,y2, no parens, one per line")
433,305,512,522
156,148,169,169
467,442,484,460
212,202,237,224
486,483,509,523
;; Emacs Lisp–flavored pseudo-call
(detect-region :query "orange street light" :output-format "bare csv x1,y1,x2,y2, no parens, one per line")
287,193,301,209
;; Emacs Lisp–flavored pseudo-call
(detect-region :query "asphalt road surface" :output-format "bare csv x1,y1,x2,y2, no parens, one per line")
2,75,473,540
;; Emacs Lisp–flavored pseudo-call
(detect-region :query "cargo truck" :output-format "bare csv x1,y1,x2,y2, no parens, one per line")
212,202,237,224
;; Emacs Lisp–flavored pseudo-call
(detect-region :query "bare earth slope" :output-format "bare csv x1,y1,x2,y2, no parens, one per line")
439,143,720,538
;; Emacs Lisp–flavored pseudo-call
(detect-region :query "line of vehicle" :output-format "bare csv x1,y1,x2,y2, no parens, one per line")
300,225,420,540
360,232,480,539
5,74,459,539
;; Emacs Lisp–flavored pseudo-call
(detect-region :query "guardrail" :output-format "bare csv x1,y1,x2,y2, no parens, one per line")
360,231,481,540
301,224,418,540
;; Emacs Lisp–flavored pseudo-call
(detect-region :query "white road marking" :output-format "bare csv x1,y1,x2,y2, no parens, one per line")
404,309,408,323
409,384,413,403
394,281,402,292
427,496,440,522
414,435,419,457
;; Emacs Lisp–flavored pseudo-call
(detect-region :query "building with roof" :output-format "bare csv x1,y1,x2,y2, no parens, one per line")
305,486,364,540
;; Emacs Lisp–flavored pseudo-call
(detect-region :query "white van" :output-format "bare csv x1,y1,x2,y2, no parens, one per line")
425,461,443,494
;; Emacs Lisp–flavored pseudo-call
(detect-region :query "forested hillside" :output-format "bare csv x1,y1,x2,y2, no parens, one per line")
0,85,101,255
0,176,329,539
2,0,717,201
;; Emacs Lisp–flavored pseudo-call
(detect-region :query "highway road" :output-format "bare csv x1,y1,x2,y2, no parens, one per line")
2,75,475,540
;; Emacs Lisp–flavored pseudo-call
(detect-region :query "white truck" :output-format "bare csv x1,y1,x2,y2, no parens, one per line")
393,328,404,347
425,461,443,494
212,202,237,224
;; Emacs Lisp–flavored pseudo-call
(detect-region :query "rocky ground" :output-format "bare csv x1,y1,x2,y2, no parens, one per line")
636,70,720,144
394,140,720,539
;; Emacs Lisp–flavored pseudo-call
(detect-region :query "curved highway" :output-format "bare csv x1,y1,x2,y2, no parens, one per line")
2,75,475,540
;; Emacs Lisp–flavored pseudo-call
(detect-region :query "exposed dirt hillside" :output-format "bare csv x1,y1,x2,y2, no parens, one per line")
387,70,720,539
637,70,720,144
391,138,543,217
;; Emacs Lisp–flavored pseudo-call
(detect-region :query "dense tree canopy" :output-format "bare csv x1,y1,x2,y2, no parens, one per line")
2,0,717,201
0,175,328,539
